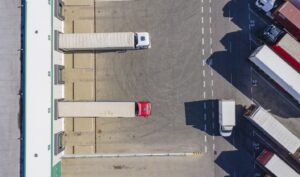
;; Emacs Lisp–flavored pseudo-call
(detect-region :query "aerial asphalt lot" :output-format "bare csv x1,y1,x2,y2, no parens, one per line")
63,0,300,177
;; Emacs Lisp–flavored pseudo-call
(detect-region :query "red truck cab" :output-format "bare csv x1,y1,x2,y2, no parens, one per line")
136,101,151,117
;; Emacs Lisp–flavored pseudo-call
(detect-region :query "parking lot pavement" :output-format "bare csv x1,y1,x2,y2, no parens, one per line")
0,0,21,176
62,155,213,177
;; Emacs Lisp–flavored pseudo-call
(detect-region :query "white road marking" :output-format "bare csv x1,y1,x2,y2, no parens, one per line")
210,38,212,45
202,60,205,66
202,37,204,45
201,6,204,13
203,70,206,77
209,27,212,34
212,135,215,140
204,124,207,131
228,9,231,21
201,17,204,23
213,144,215,150
209,17,212,24
205,146,208,153
203,80,206,88
201,0,203,3
209,7,211,13
211,90,214,97
202,49,205,55
211,80,214,87
203,91,206,98
202,28,204,35
210,68,213,76
204,135,207,142
204,113,207,120
210,48,213,54
204,102,207,109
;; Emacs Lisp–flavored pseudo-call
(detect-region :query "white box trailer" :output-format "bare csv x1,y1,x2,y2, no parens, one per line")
57,101,151,118
249,45,300,103
257,150,300,177
58,32,151,52
244,105,300,158
218,100,236,137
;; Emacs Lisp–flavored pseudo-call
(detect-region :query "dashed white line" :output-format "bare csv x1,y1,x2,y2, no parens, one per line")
210,68,213,76
204,124,207,131
204,102,207,109
209,17,212,24
210,48,213,54
201,17,204,23
202,60,205,66
202,49,205,55
205,146,208,153
209,27,212,34
213,144,215,150
203,80,206,88
202,37,204,45
202,28,204,35
211,80,214,87
203,91,206,98
203,70,206,77
204,135,207,142
212,135,215,140
209,7,211,13
201,6,204,13
204,113,207,120
210,38,212,45
211,90,214,97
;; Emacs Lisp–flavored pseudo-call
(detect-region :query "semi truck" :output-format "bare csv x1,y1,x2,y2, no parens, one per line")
57,32,151,52
256,149,300,177
218,100,235,137
243,105,300,161
57,101,151,118
272,1,300,41
271,33,300,72
249,45,300,103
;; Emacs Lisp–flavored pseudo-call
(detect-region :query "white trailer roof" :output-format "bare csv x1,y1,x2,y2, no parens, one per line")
249,45,300,103
58,102,136,118
219,100,235,125
59,32,135,51
266,154,300,177
249,106,300,154
276,34,300,63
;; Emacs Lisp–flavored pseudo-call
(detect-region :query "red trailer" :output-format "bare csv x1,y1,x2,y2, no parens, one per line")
273,1,300,41
271,33,300,72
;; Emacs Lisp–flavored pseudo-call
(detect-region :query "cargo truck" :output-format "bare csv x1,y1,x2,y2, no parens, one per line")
272,1,300,41
271,33,300,72
57,32,151,52
256,149,300,177
244,105,300,162
218,100,235,137
249,45,300,103
57,101,151,118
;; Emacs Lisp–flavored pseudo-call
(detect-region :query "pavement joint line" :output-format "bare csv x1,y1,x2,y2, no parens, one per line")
63,152,202,158
252,69,300,111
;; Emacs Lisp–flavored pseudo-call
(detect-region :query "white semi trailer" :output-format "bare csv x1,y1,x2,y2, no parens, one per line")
57,101,151,118
249,45,300,103
256,149,300,177
58,32,151,52
244,105,300,161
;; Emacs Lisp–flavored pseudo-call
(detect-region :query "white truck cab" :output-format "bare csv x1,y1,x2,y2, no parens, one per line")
135,32,151,49
219,100,236,137
256,0,276,12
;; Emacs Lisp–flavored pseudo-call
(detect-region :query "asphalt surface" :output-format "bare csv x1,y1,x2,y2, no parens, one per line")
0,0,21,177
62,0,300,176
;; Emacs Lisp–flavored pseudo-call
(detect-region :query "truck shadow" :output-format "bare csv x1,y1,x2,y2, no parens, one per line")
208,0,300,118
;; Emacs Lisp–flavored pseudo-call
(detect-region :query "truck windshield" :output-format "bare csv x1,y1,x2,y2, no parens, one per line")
221,126,232,132
135,103,139,115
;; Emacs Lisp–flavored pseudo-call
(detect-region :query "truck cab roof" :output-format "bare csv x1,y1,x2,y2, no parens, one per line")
135,32,151,49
